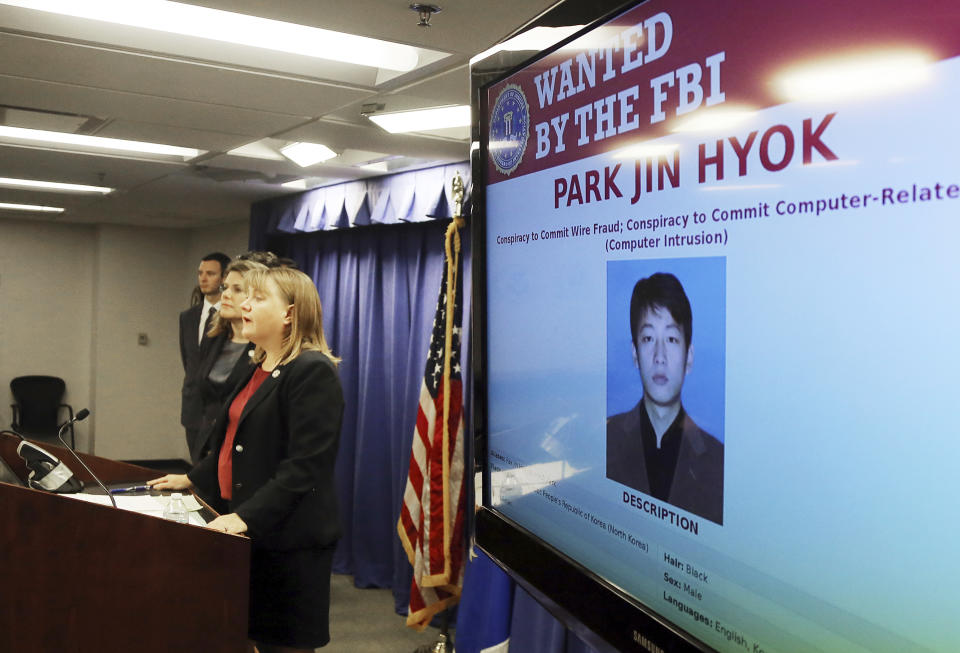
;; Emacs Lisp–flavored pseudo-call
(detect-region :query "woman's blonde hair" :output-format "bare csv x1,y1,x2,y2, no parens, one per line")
206,259,268,339
245,266,340,367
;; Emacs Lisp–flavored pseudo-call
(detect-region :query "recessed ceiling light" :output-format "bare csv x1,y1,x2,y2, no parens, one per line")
0,201,64,213
1,0,420,72
227,141,285,161
368,105,471,133
0,176,113,194
281,179,307,190
0,125,201,159
280,142,337,167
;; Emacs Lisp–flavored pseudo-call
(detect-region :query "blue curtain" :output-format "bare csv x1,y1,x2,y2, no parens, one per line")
510,588,601,653
456,550,602,653
249,162,470,244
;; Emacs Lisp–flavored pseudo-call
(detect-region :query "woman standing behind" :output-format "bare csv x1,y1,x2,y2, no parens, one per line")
150,267,344,653
190,259,266,463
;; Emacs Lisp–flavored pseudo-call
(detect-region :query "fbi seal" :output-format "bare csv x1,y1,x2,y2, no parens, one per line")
489,84,530,176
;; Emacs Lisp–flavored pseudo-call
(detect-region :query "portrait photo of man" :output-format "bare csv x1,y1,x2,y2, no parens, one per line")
606,268,724,524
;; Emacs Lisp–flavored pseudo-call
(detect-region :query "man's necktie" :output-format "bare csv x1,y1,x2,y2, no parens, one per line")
201,306,215,344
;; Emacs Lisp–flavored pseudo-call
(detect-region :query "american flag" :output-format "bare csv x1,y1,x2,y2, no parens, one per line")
397,220,467,630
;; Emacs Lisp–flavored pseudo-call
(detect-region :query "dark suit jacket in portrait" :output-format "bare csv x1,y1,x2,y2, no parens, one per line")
188,350,344,550
178,304,215,434
607,399,724,524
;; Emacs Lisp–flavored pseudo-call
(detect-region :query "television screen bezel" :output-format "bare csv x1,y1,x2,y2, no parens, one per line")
469,0,717,650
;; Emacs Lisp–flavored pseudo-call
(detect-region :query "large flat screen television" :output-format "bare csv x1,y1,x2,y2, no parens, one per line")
470,0,960,651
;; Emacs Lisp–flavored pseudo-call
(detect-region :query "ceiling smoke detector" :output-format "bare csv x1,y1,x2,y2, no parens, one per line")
409,3,441,27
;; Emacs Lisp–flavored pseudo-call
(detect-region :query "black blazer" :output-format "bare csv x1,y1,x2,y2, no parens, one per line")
189,350,344,550
607,400,724,525
179,304,216,430
191,332,256,462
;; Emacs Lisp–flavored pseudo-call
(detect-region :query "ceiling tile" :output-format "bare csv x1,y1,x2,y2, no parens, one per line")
0,33,372,116
0,75,313,136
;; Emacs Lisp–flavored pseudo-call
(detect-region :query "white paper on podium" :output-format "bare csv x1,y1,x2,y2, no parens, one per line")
62,492,206,525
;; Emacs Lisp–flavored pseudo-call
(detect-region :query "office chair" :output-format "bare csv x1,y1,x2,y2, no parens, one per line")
10,375,76,449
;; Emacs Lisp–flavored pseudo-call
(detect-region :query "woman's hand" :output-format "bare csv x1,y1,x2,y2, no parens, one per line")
207,513,248,535
146,474,193,491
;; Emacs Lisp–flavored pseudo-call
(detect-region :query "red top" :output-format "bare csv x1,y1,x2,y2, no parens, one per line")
218,366,270,500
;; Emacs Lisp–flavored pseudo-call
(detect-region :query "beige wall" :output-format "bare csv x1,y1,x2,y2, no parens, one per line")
0,216,249,461
0,219,96,448
181,223,252,302
91,224,192,459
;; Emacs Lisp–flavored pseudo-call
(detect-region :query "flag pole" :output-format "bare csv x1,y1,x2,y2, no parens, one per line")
406,171,467,653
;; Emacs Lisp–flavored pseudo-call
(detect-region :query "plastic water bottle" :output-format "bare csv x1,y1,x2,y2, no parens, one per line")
164,493,189,524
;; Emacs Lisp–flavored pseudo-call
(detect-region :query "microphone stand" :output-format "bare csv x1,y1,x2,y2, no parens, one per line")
58,409,117,508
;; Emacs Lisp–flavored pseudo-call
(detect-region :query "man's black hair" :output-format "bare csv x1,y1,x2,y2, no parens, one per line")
629,272,692,350
201,252,231,275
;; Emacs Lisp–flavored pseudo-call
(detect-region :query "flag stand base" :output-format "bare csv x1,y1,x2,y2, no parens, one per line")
413,632,449,653
413,607,452,653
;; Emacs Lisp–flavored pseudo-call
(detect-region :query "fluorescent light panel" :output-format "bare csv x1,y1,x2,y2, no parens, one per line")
470,26,585,65
0,125,201,158
699,184,782,192
0,201,64,213
1,0,419,72
671,107,756,133
280,142,337,167
613,143,681,159
0,176,113,194
368,105,471,134
281,179,307,190
776,51,932,102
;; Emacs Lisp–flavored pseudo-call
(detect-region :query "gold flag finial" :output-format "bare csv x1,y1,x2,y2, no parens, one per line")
451,172,464,219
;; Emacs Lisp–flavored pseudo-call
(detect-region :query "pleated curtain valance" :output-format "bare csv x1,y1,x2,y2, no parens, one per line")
249,162,471,239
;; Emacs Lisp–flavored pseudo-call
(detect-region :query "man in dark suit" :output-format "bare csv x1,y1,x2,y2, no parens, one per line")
179,252,231,463
606,272,724,524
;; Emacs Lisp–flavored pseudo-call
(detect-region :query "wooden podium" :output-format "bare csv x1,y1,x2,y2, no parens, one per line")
0,433,250,653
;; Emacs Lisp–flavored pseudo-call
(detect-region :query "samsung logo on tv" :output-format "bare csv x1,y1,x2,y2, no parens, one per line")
632,630,664,653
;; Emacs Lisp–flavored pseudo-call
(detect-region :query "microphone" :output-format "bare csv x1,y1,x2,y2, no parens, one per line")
57,409,118,508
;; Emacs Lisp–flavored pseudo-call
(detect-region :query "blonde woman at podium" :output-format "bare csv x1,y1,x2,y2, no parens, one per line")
150,266,344,653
